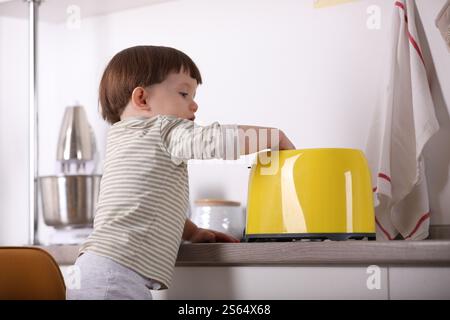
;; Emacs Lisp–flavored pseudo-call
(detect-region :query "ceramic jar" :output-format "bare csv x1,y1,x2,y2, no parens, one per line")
191,199,245,240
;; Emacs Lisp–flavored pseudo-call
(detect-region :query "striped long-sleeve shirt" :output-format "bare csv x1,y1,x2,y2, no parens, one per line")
79,115,239,288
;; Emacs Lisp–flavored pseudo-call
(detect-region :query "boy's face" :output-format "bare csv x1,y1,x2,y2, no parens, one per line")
146,70,199,121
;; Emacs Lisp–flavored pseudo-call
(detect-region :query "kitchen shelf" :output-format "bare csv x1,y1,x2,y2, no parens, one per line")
40,240,450,266
0,0,171,23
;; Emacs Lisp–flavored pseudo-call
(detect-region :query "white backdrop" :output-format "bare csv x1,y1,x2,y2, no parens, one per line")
1,0,449,244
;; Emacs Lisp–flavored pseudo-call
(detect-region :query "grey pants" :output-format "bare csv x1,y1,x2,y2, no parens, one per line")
66,251,159,300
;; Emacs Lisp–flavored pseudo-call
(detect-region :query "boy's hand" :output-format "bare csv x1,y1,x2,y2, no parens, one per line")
279,131,296,150
189,228,240,243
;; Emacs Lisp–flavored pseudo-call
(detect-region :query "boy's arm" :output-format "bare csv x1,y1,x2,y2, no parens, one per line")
237,125,296,155
160,117,295,162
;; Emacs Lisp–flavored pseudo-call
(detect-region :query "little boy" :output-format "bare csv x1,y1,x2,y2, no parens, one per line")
67,45,295,300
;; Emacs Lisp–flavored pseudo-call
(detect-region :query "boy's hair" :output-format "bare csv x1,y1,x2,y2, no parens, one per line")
99,45,202,124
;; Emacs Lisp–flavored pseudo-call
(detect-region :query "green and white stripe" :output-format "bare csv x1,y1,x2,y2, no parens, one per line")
79,115,238,288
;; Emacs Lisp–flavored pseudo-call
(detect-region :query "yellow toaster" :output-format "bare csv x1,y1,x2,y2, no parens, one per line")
244,149,376,241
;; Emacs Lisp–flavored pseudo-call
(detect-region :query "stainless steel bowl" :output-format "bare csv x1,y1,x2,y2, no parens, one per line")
39,174,101,228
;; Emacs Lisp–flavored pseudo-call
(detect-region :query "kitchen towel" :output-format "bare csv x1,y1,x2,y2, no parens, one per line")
365,0,440,240
435,0,450,53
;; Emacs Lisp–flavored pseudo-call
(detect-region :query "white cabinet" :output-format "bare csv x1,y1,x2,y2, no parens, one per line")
389,267,450,299
60,264,450,299
151,266,389,300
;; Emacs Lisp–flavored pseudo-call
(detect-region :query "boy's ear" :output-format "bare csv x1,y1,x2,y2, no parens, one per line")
131,87,151,111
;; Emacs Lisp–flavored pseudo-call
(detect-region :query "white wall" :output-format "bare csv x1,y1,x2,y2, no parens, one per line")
1,0,449,244
0,16,29,244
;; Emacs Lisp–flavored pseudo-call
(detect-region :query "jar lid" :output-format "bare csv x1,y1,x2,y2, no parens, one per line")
194,199,241,207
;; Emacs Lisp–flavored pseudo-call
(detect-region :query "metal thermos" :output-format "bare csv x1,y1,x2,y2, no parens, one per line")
56,105,96,173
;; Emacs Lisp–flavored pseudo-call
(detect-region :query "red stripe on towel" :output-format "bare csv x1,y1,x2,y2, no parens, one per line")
378,173,391,183
375,217,393,240
405,212,430,239
395,1,405,10
372,173,390,192
395,1,426,66
407,32,425,66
